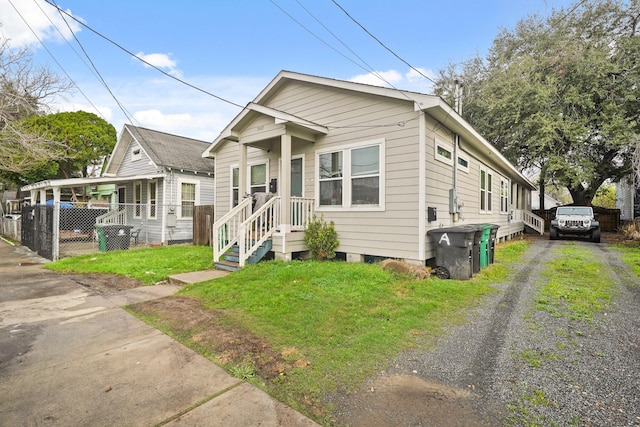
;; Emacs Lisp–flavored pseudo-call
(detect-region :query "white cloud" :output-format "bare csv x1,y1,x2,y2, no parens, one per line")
0,0,82,48
135,52,182,78
349,68,435,94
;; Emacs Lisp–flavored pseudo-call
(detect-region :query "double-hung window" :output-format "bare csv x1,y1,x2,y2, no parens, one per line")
317,139,384,209
148,180,157,219
231,166,239,207
180,181,198,218
133,181,142,218
500,177,509,214
480,167,493,213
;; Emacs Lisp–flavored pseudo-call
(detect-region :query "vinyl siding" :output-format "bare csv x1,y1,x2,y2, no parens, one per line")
266,81,422,261
117,139,158,176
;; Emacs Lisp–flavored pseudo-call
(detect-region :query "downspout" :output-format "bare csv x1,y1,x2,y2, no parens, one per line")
452,79,462,223
418,109,426,262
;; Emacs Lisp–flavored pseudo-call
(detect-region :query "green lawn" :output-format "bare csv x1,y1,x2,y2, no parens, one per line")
45,245,213,284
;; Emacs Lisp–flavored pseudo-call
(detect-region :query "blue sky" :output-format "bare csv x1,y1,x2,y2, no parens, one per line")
1,0,575,141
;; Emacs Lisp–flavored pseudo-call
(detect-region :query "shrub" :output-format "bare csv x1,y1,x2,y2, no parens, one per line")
304,215,339,260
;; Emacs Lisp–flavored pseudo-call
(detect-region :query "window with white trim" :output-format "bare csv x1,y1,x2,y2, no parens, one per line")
179,180,198,218
457,154,469,173
250,163,267,194
132,148,141,161
231,166,239,207
434,140,454,165
500,177,509,214
480,167,493,213
133,181,142,218
317,139,384,209
148,180,157,219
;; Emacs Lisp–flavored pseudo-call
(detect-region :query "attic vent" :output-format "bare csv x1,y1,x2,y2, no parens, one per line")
132,148,141,161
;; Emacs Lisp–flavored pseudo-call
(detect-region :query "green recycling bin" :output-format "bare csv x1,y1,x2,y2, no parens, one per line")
479,224,491,268
95,225,107,252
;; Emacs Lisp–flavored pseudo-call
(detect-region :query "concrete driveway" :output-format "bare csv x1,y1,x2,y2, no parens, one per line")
0,240,318,426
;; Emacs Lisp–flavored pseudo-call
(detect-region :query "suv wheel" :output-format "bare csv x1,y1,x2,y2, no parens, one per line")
591,228,601,243
550,227,558,240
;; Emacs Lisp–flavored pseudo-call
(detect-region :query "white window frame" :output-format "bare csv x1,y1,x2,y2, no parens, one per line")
248,161,269,195
132,147,141,162
230,164,239,208
133,181,142,219
479,166,493,213
147,180,157,219
434,139,454,166
500,176,509,214
178,178,200,219
457,153,470,173
315,138,385,212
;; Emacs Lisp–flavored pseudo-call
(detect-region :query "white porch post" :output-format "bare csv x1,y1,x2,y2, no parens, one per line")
280,133,292,233
39,189,47,204
52,186,61,261
239,143,247,199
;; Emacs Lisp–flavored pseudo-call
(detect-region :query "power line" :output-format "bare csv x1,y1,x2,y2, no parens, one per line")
6,0,107,119
46,0,138,125
331,0,437,87
270,0,416,103
43,0,246,110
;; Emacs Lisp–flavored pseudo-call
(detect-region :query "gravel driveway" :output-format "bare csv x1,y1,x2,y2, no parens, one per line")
334,236,640,426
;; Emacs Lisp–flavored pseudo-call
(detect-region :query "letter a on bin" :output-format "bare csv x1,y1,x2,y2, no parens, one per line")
439,233,451,246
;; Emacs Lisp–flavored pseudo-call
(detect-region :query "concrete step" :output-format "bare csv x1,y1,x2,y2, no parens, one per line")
214,260,240,272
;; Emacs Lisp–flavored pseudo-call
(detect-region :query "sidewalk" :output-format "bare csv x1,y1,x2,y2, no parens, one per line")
0,240,319,426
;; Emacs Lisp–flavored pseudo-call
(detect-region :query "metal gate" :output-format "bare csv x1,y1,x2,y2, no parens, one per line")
21,205,54,260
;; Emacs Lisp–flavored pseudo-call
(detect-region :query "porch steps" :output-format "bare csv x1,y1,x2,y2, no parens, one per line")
214,239,273,272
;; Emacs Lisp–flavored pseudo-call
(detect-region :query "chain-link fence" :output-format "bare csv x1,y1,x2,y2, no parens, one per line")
58,202,155,259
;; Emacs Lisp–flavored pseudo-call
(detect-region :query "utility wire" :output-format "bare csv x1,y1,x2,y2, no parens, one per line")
41,0,423,131
7,0,107,119
270,0,416,103
48,0,138,125
43,0,246,110
331,0,437,87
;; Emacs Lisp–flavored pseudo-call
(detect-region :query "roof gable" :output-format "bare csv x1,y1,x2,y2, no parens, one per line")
105,125,214,175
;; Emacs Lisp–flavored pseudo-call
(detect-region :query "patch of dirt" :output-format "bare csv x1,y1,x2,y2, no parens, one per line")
129,296,309,382
336,374,484,427
61,273,144,293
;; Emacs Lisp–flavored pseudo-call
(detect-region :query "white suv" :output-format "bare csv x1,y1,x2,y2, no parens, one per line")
550,206,600,243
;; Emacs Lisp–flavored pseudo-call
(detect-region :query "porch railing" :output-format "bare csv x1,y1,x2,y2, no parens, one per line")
95,208,126,224
291,197,315,230
213,196,253,263
213,196,315,267
515,209,544,234
239,196,281,267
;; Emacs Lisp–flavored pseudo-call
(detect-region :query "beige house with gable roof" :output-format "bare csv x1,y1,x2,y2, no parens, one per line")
203,71,541,270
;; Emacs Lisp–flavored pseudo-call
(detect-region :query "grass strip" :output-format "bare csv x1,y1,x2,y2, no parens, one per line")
45,245,213,284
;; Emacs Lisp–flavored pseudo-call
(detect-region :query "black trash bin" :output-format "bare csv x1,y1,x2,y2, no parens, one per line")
427,226,477,280
103,225,133,251
485,224,500,264
469,225,483,274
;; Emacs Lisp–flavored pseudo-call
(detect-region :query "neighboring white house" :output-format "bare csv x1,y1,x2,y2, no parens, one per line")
616,175,638,221
531,190,562,210
21,125,215,258
202,71,541,269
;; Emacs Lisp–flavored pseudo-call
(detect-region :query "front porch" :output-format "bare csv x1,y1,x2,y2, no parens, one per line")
213,195,314,270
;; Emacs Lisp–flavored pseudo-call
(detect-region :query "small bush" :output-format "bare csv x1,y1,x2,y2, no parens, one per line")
304,215,339,260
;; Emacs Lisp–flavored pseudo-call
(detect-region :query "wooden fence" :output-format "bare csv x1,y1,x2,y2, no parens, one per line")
193,205,215,246
533,207,620,232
